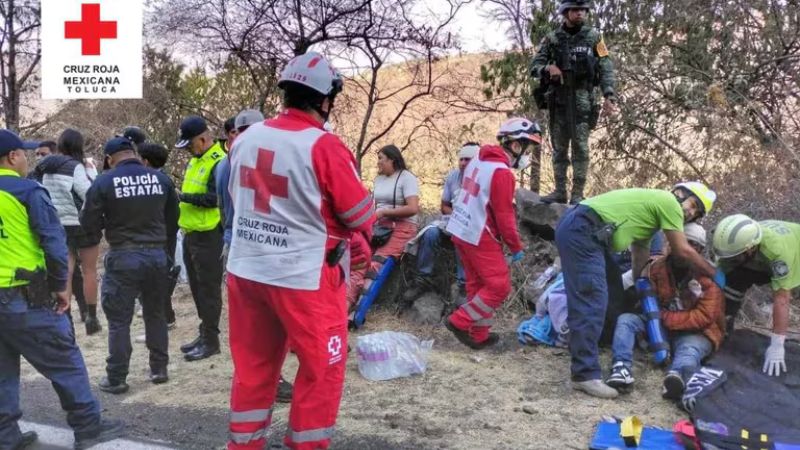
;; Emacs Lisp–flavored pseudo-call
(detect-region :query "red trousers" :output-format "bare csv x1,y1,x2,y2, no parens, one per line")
227,266,347,450
449,235,511,342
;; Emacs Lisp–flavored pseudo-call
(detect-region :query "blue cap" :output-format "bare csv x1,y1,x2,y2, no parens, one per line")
104,136,135,155
175,115,208,149
0,129,38,157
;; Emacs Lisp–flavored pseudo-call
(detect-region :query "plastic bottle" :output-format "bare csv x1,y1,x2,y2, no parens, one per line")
356,331,433,381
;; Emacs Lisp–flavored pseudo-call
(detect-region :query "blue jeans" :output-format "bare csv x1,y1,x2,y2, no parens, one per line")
416,227,465,286
611,313,713,378
555,206,611,382
0,293,101,448
102,248,169,382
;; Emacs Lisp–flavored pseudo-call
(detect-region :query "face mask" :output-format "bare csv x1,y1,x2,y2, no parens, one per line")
513,154,530,170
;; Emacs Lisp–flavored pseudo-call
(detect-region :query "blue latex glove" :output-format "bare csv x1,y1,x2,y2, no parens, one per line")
713,268,726,288
511,251,524,263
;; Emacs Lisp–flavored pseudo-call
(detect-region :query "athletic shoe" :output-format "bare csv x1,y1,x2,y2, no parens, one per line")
572,379,619,399
605,361,635,390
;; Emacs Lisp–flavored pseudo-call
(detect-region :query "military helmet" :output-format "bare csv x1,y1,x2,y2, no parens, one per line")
559,0,591,14
673,181,716,217
712,214,762,259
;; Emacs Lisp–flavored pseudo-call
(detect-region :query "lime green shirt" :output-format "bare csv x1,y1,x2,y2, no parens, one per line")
755,220,800,291
582,188,684,252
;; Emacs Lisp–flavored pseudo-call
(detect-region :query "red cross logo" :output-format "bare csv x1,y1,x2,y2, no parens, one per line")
462,167,481,204
239,149,289,214
64,4,117,56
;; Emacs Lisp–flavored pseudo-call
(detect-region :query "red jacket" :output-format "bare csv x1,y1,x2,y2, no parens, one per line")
477,145,523,253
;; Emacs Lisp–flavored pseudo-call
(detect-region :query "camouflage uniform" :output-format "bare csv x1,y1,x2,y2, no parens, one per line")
530,23,616,203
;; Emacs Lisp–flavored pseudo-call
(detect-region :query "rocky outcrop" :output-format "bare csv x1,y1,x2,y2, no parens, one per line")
515,189,570,240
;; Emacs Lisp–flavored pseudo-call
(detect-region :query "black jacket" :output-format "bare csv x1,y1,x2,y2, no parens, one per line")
80,159,179,258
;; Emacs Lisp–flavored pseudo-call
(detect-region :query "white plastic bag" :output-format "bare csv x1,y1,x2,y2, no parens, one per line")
356,331,433,381
174,231,188,284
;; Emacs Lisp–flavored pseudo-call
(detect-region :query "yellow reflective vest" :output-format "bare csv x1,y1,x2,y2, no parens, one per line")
178,143,225,232
0,168,46,287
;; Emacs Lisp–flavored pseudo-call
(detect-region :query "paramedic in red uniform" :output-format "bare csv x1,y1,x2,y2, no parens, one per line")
445,118,542,349
224,52,375,450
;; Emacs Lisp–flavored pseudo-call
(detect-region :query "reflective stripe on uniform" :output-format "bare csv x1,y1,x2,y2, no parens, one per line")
470,296,495,315
461,303,483,321
230,408,272,423
230,428,268,444
338,195,374,229
474,317,495,326
287,426,335,443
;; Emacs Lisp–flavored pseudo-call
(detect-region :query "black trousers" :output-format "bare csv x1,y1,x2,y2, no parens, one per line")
183,228,224,341
101,248,169,381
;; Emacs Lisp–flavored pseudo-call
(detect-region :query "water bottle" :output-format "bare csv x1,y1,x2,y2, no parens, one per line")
356,332,433,381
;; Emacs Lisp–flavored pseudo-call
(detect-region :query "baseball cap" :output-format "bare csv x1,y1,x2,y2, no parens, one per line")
104,136,135,155
175,115,208,149
235,109,265,130
121,126,147,145
0,129,38,157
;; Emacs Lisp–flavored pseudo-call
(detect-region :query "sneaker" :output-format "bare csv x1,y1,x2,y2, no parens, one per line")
276,376,293,403
662,371,685,400
74,419,126,450
85,316,102,335
572,379,619,399
605,362,635,390
134,334,146,344
97,377,129,395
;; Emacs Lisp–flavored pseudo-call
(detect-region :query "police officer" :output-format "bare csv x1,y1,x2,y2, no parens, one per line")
531,0,617,205
0,129,125,449
175,116,225,361
80,137,179,393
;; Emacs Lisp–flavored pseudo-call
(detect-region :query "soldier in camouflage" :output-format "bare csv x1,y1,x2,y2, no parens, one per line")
530,0,617,205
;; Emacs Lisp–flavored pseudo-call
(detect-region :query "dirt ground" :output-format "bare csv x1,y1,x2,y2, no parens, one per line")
21,271,690,450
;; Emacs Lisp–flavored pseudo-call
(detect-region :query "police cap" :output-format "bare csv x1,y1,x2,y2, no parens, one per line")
0,129,38,157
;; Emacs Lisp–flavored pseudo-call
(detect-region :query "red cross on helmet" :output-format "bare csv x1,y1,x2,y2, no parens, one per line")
278,51,344,97
496,117,543,145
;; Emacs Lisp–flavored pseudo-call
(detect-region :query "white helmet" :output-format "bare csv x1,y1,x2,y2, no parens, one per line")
496,118,543,145
683,222,707,248
278,51,343,97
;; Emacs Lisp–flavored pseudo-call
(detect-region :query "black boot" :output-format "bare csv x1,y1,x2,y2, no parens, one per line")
180,333,203,354
12,431,37,449
541,190,567,204
74,419,126,450
402,276,434,304
98,377,129,395
276,376,293,403
185,335,220,361
84,305,101,335
569,177,586,205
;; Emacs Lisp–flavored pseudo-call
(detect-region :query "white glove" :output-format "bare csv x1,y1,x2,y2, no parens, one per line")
763,333,787,377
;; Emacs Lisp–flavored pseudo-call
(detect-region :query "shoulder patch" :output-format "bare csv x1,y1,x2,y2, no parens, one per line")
772,260,789,278
596,35,609,57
